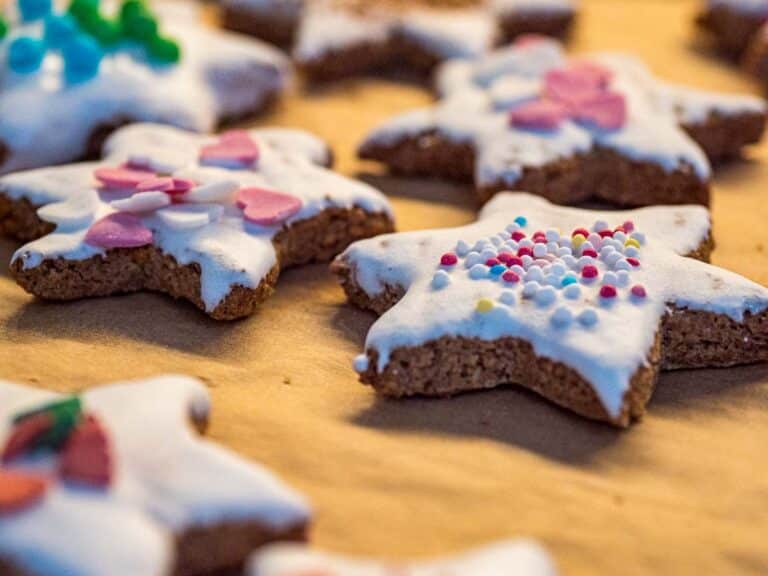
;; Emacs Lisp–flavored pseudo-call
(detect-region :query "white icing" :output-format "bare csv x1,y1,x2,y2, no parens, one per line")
0,3,291,174
0,375,311,576
364,41,735,189
249,540,557,576
339,192,768,418
6,123,392,312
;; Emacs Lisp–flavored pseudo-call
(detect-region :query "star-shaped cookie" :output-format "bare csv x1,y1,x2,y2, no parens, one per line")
248,540,557,576
3,123,393,319
333,192,768,426
221,0,576,83
0,375,311,576
359,37,766,207
0,1,290,174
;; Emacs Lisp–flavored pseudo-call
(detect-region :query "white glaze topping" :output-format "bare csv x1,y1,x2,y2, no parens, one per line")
5,123,393,312
0,3,291,174
364,38,765,190
339,192,768,417
0,375,311,576
249,540,557,576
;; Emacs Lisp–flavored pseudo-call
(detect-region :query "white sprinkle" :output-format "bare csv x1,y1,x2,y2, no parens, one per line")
533,244,547,258
110,191,171,213
491,236,502,247
556,246,572,258
481,248,498,261
614,259,631,271
456,240,471,256
506,223,520,233
550,306,573,328
545,274,561,288
550,262,566,276
545,229,560,242
432,270,451,289
465,252,482,268
617,270,631,286
602,272,618,286
499,291,516,306
353,354,369,373
563,284,581,300
593,220,608,232
578,309,599,327
614,231,627,243
631,232,646,245
546,241,559,253
576,256,594,269
525,266,544,282
562,255,577,269
587,233,602,248
580,241,594,253
185,179,239,204
600,246,615,259
156,204,223,230
510,264,525,276
535,286,557,307
470,264,489,279
519,238,534,248
605,252,622,266
473,239,488,252
522,281,540,299
625,246,640,258
521,255,534,267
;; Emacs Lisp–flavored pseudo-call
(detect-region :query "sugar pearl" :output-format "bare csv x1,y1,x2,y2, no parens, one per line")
470,264,489,279
510,264,525,276
533,244,547,258
353,354,369,373
550,262,566,276
535,286,557,307
432,270,451,289
578,308,598,327
614,259,631,271
547,241,559,253
563,284,581,299
557,246,572,257
631,232,646,245
456,240,471,256
465,252,482,268
473,239,488,252
593,220,609,232
616,270,630,287
499,291,516,306
521,255,534,267
625,246,640,258
605,252,622,267
490,236,502,247
525,266,544,282
522,281,539,299
545,229,560,242
602,271,618,286
550,306,573,329
481,248,498,261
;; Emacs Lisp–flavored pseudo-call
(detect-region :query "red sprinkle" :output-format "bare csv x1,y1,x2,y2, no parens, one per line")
511,231,526,242
627,257,640,267
507,256,523,267
598,229,614,238
502,271,520,283
572,227,590,238
440,253,458,266
1,412,53,463
581,265,599,279
623,220,635,233
600,285,618,299
517,246,533,258
60,415,113,488
497,252,513,264
485,258,500,267
533,236,548,244
631,284,647,298
581,249,598,258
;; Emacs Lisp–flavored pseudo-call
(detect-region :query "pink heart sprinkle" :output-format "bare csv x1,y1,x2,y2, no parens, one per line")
236,187,302,226
514,34,549,49
94,167,157,190
571,91,627,131
170,178,196,194
509,99,568,131
544,61,613,109
199,131,259,168
84,213,153,248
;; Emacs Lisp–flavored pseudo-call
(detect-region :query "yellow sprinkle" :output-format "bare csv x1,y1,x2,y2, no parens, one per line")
572,234,587,248
476,298,494,313
625,238,641,249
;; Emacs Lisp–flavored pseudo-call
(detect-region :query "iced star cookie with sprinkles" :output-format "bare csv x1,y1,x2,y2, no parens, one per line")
0,375,311,576
332,192,768,426
3,123,394,319
248,540,557,576
359,37,766,207
0,0,290,175
221,0,576,84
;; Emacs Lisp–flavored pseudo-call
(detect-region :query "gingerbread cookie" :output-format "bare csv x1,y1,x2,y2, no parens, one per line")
2,123,394,319
332,192,768,427
221,0,576,83
359,37,766,207
249,540,557,576
696,0,768,59
0,0,290,175
0,375,311,576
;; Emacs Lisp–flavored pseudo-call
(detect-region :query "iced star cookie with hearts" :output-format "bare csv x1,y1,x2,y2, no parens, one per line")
0,0,291,175
2,123,394,319
248,540,557,576
221,0,576,84
359,36,766,207
332,192,768,427
0,375,311,576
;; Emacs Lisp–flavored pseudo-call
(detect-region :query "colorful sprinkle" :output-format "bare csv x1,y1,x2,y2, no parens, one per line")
485,257,500,267
550,306,573,329
622,220,635,233
20,0,52,21
60,415,113,488
8,37,46,74
571,91,627,131
432,270,450,290
511,230,526,242
581,265,599,279
236,187,302,226
561,275,578,287
0,17,7,40
571,227,589,238
513,216,527,228
440,253,458,266
581,249,598,258
502,270,520,283
597,229,614,238
11,396,82,452
490,264,507,276
517,246,533,258
625,238,641,250
0,470,48,515
476,298,494,313
599,285,618,299
572,234,586,248
85,213,153,248
148,35,181,64
631,284,647,299
577,308,598,327
2,412,53,463
200,131,259,168
63,33,104,83
626,257,640,268
44,14,78,49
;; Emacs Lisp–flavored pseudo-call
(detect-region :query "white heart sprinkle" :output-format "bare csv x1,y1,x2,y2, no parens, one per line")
184,179,239,204
156,204,224,231
110,191,171,213
37,191,98,229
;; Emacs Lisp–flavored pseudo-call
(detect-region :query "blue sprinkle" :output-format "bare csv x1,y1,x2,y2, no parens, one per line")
490,264,506,276
44,14,78,50
8,37,46,74
63,34,103,83
561,275,578,287
514,216,527,228
19,0,52,21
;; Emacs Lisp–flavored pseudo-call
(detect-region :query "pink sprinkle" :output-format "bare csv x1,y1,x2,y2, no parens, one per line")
84,213,153,248
582,249,598,258
582,265,599,279
623,220,635,233
627,257,640,267
509,99,568,131
598,229,615,238
507,256,524,267
94,167,156,190
200,131,259,167
497,252,514,264
600,285,618,299
236,187,302,226
485,258,500,267
517,246,534,258
502,271,520,283
631,284,647,298
571,91,627,131
440,253,458,266
170,178,196,194
511,231,526,242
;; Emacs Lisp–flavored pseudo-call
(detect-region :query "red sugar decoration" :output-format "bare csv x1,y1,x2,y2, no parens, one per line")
627,257,640,267
581,265,599,279
485,258,500,267
1,412,53,463
511,231,526,241
517,246,534,258
502,271,520,283
497,252,513,264
631,285,647,298
600,285,618,299
581,249,598,258
598,229,614,238
623,220,635,232
572,227,590,238
440,253,458,266
60,415,113,488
